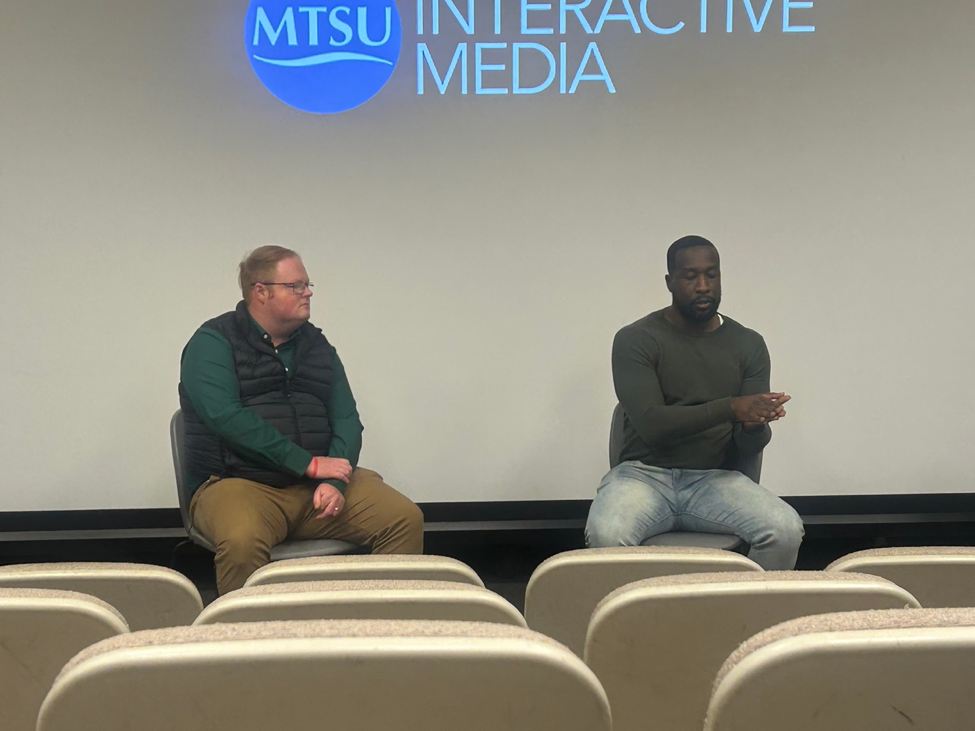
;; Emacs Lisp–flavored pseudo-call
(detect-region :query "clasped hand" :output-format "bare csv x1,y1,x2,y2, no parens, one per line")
306,457,351,518
731,392,791,429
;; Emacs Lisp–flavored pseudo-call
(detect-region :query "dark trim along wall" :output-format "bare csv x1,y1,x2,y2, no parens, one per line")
1,494,975,533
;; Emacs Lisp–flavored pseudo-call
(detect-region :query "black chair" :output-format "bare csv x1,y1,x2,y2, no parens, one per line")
170,410,362,560
609,404,749,552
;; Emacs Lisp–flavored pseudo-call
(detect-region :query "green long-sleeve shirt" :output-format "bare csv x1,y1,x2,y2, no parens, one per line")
613,310,773,470
179,316,363,493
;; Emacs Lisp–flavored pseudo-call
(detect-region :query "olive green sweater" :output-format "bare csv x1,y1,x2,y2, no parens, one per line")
613,310,773,470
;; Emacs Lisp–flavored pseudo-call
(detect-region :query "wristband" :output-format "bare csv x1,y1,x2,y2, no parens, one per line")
308,456,318,477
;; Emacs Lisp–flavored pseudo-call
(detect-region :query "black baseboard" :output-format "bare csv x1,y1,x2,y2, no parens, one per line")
1,493,974,535
0,509,182,533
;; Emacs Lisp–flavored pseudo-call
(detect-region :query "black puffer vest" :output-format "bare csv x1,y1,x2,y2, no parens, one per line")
178,301,333,488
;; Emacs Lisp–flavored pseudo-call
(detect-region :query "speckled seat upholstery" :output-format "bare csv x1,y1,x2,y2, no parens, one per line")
243,554,484,588
827,546,975,607
585,571,920,731
38,619,611,731
524,546,762,656
195,580,525,626
0,588,128,731
705,607,975,731
0,562,203,630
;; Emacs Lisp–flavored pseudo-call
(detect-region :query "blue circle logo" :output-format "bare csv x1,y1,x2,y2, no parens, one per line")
244,0,401,114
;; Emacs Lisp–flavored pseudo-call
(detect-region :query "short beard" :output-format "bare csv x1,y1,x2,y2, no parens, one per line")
675,296,720,324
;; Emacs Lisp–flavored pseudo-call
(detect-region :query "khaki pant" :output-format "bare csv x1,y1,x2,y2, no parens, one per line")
189,468,424,595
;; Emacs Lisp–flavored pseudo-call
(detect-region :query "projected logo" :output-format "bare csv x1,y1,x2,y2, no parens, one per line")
244,0,402,114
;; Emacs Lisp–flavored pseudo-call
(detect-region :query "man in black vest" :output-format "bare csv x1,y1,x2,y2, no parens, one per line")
179,246,423,594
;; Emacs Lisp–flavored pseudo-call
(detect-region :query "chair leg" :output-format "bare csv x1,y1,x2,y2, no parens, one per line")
169,538,195,571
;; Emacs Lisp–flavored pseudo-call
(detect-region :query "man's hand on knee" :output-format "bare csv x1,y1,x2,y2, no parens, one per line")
313,483,346,519
306,457,352,482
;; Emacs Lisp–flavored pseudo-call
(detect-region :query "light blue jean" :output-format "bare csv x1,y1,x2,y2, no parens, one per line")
585,461,804,570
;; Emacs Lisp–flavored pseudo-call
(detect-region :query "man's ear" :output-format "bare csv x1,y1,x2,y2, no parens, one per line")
664,273,672,293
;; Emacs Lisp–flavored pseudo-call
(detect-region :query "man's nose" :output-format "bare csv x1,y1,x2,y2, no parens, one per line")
695,276,711,292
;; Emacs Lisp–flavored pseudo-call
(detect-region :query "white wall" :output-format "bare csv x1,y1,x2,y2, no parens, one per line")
1,0,973,510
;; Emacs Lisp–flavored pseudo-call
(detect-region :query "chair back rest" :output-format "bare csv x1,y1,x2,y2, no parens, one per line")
195,580,525,626
0,588,128,731
524,547,762,656
38,620,612,731
609,403,625,469
827,546,975,607
585,571,920,731
0,563,203,631
244,555,484,588
609,403,763,482
705,607,975,731
169,410,193,533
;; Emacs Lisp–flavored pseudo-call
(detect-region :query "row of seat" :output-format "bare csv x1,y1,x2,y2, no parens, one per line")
529,544,975,655
7,588,975,731
0,554,484,630
2,545,970,636
3,546,975,729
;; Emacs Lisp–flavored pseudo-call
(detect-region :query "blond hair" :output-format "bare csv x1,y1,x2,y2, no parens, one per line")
238,246,300,304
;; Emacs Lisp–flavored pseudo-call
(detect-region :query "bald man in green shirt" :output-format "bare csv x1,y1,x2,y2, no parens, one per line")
179,246,423,594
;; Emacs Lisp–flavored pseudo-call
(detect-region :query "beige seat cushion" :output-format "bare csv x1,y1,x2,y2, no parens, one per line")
0,588,128,731
525,546,763,655
244,554,484,587
585,571,920,731
706,607,975,731
39,620,610,731
195,580,525,626
0,563,202,630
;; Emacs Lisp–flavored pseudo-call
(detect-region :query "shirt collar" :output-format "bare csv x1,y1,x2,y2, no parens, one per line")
247,311,301,346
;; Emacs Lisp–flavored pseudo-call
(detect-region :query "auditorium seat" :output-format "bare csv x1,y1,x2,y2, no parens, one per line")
171,410,362,560
0,588,128,731
37,620,612,731
194,580,525,626
243,554,484,588
524,546,762,656
827,546,975,607
0,562,203,630
584,571,920,731
705,607,975,731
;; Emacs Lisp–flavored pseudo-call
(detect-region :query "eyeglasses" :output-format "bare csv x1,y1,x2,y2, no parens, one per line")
253,281,314,295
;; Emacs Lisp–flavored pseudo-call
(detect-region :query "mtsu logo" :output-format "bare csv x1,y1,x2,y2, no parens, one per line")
244,0,402,114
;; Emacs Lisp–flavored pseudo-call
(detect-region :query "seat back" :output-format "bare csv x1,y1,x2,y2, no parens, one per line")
0,563,203,630
524,547,762,656
705,608,975,731
195,580,525,626
585,571,920,731
827,546,975,607
38,620,612,731
0,588,128,731
609,403,626,469
170,409,193,535
244,554,484,588
609,403,763,482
